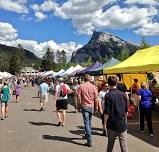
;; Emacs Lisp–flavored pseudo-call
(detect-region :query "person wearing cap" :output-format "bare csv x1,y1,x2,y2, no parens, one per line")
97,76,105,92
55,77,71,126
77,74,99,147
39,78,49,111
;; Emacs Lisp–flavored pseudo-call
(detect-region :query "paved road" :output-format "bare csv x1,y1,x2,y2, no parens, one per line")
0,86,159,152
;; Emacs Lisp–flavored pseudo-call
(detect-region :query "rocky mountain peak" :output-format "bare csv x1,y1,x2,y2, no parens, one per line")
91,31,123,43
70,31,139,63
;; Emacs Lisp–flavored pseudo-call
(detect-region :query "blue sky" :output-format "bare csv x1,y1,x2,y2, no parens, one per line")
0,0,159,60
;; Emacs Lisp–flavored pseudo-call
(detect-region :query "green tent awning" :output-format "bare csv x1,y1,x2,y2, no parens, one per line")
88,58,121,76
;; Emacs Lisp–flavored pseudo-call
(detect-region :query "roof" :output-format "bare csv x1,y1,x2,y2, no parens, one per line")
103,45,159,74
78,61,102,76
87,58,120,75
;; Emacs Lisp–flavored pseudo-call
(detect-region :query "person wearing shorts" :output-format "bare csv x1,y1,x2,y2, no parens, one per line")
55,78,71,126
39,79,49,111
1,80,11,120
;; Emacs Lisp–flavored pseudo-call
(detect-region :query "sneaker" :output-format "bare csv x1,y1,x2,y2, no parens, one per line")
149,134,154,137
102,131,107,136
1,118,4,120
140,130,144,133
75,109,77,113
56,122,62,126
5,115,8,118
82,133,87,139
84,143,92,147
39,108,43,111
61,123,65,126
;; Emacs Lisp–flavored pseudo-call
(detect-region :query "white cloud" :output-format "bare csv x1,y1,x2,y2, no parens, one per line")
0,21,82,61
35,12,47,21
0,0,28,13
0,39,82,61
0,22,17,41
20,14,32,21
93,6,158,29
29,0,159,36
125,0,158,5
31,0,58,21
134,22,159,36
40,0,58,12
53,0,159,35
30,4,40,12
54,0,117,34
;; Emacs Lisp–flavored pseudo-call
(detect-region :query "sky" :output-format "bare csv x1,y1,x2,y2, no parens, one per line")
0,0,159,61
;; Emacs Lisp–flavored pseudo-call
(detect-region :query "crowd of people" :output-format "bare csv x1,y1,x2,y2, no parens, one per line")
37,74,156,151
0,76,37,120
0,74,158,152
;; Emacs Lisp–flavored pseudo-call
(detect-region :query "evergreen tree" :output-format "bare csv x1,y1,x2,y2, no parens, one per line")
60,50,67,64
140,36,150,49
116,48,129,61
82,56,93,67
56,50,62,64
102,55,108,63
9,43,25,75
9,52,21,75
17,43,25,67
41,48,55,71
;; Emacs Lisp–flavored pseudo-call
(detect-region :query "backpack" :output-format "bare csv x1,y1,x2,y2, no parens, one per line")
60,84,68,97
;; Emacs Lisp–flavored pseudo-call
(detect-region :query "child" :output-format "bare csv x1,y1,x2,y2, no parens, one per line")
127,99,136,119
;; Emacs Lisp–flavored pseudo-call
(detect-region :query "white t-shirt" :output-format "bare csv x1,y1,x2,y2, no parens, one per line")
98,90,107,110
56,83,71,100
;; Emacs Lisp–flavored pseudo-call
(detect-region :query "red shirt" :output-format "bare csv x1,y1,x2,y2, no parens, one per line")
77,81,98,108
131,83,139,94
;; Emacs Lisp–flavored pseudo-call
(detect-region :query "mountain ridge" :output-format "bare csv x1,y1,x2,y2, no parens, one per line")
71,31,139,63
0,44,41,71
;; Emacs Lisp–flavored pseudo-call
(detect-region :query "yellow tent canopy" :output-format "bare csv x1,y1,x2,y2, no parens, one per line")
103,45,159,74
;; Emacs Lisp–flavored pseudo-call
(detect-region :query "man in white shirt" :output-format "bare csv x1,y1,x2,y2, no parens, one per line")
39,78,49,111
55,78,71,126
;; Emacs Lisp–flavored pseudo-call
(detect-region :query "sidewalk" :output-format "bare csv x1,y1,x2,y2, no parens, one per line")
0,86,158,152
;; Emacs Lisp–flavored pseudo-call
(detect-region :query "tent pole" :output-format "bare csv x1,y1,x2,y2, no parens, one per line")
130,73,132,99
146,72,149,89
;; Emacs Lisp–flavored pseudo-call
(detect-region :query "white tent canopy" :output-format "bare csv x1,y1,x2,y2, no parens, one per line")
3,72,13,77
60,66,75,77
0,72,13,78
70,67,86,76
43,70,57,77
0,75,3,79
54,69,65,77
68,65,83,76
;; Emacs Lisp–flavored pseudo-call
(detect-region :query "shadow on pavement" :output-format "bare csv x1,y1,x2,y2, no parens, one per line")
128,123,159,148
68,96,159,148
77,126,103,132
66,111,76,114
23,108,39,111
127,109,159,148
32,96,39,98
43,135,84,146
28,121,57,126
70,127,103,137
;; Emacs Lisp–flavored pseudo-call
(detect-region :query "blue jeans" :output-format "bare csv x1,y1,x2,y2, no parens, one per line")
82,107,93,144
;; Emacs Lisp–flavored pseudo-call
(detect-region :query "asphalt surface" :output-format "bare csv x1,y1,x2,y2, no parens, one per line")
0,86,159,152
